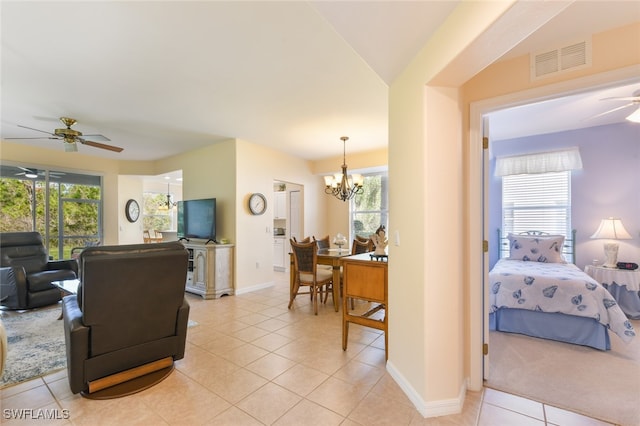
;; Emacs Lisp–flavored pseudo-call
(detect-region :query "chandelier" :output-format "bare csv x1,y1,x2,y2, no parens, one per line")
158,182,177,211
324,136,364,202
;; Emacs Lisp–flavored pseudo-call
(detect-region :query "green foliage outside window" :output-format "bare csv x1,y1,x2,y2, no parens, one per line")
351,173,388,239
142,192,174,232
0,170,102,259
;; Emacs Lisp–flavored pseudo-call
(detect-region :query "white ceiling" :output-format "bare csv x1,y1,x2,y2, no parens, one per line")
1,1,639,162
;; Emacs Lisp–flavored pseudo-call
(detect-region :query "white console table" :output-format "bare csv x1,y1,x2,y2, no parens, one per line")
182,241,234,299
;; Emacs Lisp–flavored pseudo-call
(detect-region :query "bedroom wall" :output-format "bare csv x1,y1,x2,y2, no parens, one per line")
488,122,640,269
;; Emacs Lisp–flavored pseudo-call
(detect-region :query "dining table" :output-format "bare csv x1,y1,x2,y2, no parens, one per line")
289,247,353,311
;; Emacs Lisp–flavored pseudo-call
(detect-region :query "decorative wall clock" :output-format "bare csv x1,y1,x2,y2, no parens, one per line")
248,193,267,215
125,199,140,223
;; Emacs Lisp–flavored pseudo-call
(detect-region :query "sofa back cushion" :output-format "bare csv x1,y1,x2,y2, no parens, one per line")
0,232,48,273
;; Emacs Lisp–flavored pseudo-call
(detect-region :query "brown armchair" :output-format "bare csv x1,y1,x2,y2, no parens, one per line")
0,232,78,310
62,242,190,398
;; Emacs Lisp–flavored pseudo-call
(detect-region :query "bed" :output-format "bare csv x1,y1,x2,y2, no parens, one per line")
489,231,636,350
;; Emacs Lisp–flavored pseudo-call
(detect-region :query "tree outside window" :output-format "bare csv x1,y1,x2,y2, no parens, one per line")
0,165,102,259
142,192,175,232
351,172,388,240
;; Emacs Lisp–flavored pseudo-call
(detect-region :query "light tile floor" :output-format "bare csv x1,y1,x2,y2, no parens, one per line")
1,272,615,425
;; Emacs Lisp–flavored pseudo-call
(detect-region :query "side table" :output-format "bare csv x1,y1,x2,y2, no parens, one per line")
52,279,80,320
584,265,640,319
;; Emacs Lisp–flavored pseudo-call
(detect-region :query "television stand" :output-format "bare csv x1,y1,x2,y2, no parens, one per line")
181,241,234,299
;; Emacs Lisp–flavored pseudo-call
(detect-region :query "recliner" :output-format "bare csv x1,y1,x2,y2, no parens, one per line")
0,232,78,309
62,242,190,397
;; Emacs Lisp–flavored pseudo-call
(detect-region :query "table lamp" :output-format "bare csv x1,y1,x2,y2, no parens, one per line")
590,217,632,268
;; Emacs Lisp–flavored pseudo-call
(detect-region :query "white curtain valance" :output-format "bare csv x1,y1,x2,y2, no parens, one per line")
495,147,583,177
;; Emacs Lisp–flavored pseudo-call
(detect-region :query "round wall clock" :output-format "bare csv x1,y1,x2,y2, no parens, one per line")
125,199,140,223
248,193,267,215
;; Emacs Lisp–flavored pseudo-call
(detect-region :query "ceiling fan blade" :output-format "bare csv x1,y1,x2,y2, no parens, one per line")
82,134,111,142
17,124,57,136
5,136,60,140
601,96,640,102
586,103,635,121
80,139,124,152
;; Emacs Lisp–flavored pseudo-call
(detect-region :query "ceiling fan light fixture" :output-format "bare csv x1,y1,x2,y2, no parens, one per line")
625,106,640,123
64,142,78,152
24,169,38,179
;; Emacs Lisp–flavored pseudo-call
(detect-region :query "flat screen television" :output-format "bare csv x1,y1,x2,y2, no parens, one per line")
177,198,216,243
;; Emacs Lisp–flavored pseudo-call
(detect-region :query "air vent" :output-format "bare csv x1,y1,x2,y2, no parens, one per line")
531,39,591,80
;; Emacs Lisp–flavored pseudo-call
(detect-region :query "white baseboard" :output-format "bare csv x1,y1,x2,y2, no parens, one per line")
386,360,467,418
234,281,275,295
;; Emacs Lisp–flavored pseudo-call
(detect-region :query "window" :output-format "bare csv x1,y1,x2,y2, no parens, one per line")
142,191,175,231
351,171,388,240
501,170,571,258
0,165,102,259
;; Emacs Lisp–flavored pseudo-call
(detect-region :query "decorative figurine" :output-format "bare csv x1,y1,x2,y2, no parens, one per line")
371,225,388,256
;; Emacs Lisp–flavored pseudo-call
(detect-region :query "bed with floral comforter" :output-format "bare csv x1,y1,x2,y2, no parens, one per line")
490,258,635,348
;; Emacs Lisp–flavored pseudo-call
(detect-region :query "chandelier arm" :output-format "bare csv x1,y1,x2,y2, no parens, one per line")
324,136,364,202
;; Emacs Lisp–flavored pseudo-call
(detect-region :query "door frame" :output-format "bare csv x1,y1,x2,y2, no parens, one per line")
467,65,640,390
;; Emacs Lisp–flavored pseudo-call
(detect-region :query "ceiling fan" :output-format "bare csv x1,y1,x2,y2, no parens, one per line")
7,117,124,152
590,90,640,123
15,167,64,179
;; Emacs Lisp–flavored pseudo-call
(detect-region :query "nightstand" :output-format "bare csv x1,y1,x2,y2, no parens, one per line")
584,265,640,319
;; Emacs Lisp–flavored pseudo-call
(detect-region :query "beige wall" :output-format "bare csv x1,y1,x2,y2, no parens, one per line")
386,1,521,413
385,0,601,416
117,175,145,245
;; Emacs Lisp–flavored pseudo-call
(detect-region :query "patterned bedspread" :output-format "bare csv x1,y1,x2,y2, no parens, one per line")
490,259,635,343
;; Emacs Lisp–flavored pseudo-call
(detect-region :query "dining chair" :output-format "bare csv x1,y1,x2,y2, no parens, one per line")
314,235,330,250
352,238,371,254
292,236,311,243
289,239,333,315
143,230,152,243
356,235,375,252
313,235,335,302
153,230,164,242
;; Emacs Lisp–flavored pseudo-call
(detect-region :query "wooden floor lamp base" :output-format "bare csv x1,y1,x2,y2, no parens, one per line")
81,362,174,400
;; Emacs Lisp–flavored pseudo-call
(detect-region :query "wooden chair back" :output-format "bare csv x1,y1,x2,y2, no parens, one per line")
352,238,371,255
290,239,316,275
314,235,330,250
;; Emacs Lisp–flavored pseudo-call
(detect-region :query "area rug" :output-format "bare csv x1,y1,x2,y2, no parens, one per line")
0,308,199,388
486,319,640,426
0,305,66,388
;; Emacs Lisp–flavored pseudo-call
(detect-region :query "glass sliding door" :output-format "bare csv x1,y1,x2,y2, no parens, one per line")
0,165,102,259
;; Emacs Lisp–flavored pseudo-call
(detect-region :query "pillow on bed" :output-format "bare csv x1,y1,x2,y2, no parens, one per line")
507,234,566,263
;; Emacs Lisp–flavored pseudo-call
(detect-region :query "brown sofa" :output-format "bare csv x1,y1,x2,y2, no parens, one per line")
0,232,78,309
62,242,190,396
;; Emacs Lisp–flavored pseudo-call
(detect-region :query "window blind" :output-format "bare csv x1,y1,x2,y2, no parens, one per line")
501,171,571,258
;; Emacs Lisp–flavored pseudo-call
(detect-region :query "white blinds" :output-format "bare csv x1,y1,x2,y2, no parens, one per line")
501,171,571,259
495,147,582,176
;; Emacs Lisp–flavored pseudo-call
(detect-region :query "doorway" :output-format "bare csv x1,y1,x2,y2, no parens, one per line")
273,180,303,272
468,66,640,389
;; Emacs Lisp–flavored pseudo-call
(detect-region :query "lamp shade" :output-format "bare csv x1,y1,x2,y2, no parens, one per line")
590,217,632,240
